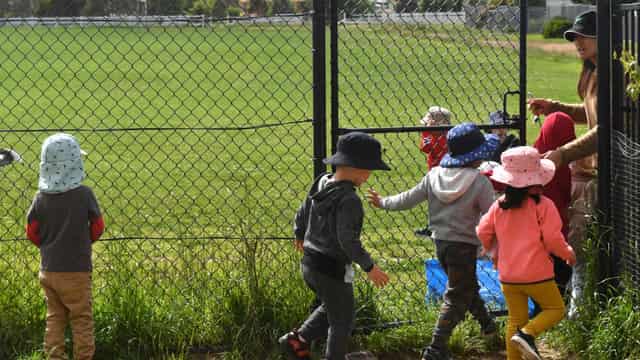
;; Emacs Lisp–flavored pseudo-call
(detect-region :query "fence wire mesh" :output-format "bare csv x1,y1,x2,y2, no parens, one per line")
336,0,521,129
0,13,317,356
0,0,524,355
333,0,523,328
611,4,640,289
611,130,640,287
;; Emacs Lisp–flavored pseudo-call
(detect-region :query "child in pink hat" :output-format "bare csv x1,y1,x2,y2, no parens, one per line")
476,146,576,360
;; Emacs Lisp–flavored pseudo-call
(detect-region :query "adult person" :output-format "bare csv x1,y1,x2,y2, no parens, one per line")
527,10,598,317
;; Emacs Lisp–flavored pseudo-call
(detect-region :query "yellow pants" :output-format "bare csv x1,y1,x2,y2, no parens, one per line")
502,280,565,360
39,271,95,360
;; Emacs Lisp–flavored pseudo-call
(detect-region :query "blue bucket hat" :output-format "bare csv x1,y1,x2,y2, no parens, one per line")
39,133,87,193
439,123,499,168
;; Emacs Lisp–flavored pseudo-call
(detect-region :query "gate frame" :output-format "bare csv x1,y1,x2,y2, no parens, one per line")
320,0,529,153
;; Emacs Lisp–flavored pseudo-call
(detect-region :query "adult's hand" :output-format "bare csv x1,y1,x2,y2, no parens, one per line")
543,149,564,168
528,98,554,116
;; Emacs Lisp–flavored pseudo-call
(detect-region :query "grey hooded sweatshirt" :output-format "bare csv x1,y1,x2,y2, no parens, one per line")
294,174,374,279
380,167,494,245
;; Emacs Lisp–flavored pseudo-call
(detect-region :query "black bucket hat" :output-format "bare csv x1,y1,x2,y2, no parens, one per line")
323,132,391,171
564,10,596,42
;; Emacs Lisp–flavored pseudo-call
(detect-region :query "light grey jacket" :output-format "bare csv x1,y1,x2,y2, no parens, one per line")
380,167,494,245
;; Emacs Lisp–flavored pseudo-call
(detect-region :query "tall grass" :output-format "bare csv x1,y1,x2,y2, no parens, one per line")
0,23,585,357
552,221,640,359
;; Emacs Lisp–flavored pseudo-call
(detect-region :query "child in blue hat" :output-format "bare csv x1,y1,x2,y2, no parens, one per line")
368,123,499,360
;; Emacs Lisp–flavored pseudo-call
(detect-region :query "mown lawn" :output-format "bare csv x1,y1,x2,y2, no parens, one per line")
0,22,584,358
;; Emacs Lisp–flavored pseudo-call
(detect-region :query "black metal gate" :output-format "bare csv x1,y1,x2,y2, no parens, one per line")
603,1,640,288
311,0,529,325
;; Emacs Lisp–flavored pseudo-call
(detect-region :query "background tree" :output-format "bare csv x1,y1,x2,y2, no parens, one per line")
336,0,373,16
291,0,311,13
248,0,265,15
212,0,227,16
270,0,290,14
83,0,105,15
419,0,463,12
395,0,418,13
148,0,184,14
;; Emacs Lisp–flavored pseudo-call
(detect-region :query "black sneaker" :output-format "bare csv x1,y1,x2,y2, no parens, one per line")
480,319,498,338
278,330,311,360
421,346,450,360
510,329,542,360
415,227,432,237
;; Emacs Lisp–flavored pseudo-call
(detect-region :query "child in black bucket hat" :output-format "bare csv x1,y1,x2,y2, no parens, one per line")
368,123,499,360
279,132,390,360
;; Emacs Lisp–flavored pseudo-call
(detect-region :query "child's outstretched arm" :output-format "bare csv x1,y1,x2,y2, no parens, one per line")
539,198,576,266
366,176,429,211
336,197,389,288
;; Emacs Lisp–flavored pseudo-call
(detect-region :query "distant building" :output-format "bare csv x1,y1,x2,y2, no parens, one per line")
546,0,595,21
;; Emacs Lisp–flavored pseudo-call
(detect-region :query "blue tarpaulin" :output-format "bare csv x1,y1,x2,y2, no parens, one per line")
425,259,534,314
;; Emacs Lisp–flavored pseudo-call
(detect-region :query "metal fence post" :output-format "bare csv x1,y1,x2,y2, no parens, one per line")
330,0,339,156
610,6,624,286
519,0,528,144
597,0,613,289
312,0,327,178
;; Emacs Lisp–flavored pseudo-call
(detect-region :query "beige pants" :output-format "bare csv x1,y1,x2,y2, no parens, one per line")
39,271,94,360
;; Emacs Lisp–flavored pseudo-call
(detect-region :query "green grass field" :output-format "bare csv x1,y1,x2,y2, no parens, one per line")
0,22,584,359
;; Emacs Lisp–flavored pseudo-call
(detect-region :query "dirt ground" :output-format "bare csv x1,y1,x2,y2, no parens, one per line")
200,342,572,359
374,343,568,360
528,40,577,57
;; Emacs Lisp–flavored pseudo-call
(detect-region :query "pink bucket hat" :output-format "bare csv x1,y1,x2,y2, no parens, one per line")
490,146,556,188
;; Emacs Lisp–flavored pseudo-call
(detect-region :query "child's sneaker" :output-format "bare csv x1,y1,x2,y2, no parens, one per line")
421,346,450,360
510,329,542,360
278,330,311,360
414,227,432,237
345,351,378,359
480,319,498,338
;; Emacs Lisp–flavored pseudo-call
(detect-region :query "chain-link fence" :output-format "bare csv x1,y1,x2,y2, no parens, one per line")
330,0,526,322
0,12,318,357
610,3,640,289
0,0,527,356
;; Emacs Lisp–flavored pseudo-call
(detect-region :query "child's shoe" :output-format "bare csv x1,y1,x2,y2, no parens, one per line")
421,345,450,360
414,227,432,237
345,351,378,359
278,330,311,360
480,319,498,338
510,329,542,360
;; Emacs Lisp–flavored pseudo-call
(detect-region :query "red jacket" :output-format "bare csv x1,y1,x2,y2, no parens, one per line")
533,112,576,237
419,131,448,169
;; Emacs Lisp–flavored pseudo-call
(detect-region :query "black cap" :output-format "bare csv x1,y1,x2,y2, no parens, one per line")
323,132,391,171
564,10,596,42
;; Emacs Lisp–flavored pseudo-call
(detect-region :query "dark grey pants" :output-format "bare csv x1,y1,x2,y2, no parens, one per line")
430,240,493,350
298,264,355,360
